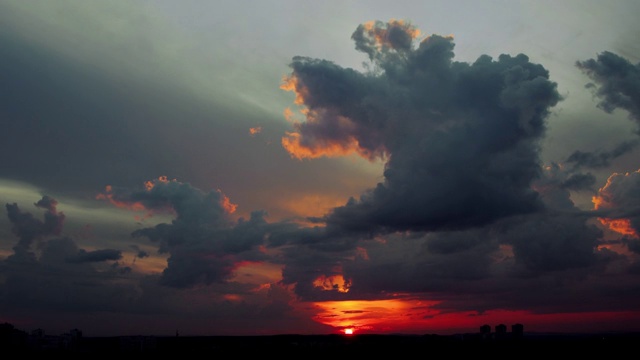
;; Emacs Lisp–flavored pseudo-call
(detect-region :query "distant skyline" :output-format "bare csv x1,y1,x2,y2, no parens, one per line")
2,0,640,337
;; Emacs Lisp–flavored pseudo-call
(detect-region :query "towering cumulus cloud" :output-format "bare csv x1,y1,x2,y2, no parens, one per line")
282,20,561,233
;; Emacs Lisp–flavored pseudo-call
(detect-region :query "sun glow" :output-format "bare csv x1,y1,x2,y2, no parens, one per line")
313,298,441,333
344,328,354,335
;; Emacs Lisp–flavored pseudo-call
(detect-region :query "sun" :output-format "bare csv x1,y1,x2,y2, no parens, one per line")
344,328,354,335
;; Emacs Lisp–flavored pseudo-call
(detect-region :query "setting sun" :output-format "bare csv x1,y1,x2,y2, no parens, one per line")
344,328,354,335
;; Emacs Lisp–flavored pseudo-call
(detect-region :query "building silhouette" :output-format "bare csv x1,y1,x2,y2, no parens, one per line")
478,323,524,341
511,323,524,339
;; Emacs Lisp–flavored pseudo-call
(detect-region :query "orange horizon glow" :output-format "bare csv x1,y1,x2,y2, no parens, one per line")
309,297,640,335
312,298,441,334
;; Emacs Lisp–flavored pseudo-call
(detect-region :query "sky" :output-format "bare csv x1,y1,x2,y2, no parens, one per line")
2,0,640,337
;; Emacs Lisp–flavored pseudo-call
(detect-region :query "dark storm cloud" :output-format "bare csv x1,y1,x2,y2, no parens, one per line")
559,172,597,191
34,195,59,212
325,164,606,303
338,230,498,298
65,248,123,264
99,176,370,299
131,245,149,259
496,212,602,273
0,197,139,315
101,178,272,288
283,20,561,234
4,196,125,266
577,51,640,128
5,196,65,254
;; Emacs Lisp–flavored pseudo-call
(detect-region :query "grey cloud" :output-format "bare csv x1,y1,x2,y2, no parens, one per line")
34,195,58,212
66,249,123,264
500,166,604,273
534,163,595,207
107,178,270,288
624,237,640,254
559,173,596,191
5,196,65,254
497,212,602,273
131,245,149,259
1,200,139,316
566,140,639,169
577,51,640,129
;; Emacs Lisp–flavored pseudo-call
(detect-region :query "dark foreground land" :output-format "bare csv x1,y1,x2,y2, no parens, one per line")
8,332,640,355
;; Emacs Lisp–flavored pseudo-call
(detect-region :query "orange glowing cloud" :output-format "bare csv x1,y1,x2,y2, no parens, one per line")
249,126,262,136
278,193,352,221
282,131,361,160
598,218,636,237
129,253,169,275
282,126,384,161
96,185,147,212
144,175,171,191
280,74,309,105
224,294,242,302
313,274,351,293
280,100,386,160
283,107,296,123
361,19,422,51
592,171,640,238
220,192,237,214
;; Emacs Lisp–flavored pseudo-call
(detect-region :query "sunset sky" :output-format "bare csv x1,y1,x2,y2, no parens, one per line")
2,0,640,337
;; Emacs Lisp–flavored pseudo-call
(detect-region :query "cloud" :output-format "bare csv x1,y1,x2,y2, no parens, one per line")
98,177,273,288
272,32,640,313
5,196,65,256
249,126,262,136
592,169,640,238
0,196,140,318
565,140,639,170
282,20,561,234
65,248,123,264
577,51,640,129
0,192,332,336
